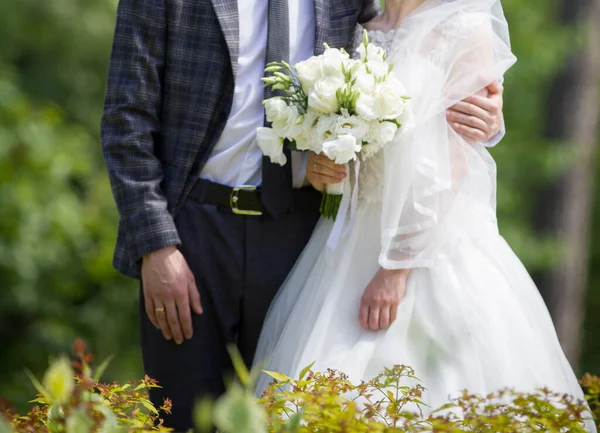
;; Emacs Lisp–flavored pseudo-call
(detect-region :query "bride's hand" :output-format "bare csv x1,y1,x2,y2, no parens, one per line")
359,268,410,331
306,152,347,192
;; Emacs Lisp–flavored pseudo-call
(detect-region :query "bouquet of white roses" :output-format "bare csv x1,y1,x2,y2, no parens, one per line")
257,31,412,219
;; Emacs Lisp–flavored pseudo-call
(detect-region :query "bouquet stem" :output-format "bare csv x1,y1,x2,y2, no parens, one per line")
320,181,345,220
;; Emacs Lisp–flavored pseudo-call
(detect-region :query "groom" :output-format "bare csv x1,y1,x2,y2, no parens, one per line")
101,0,505,430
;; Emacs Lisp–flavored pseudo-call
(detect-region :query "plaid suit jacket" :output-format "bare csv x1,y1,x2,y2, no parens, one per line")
101,0,381,279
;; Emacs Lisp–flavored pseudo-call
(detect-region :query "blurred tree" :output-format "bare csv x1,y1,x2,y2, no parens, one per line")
0,0,140,410
532,0,600,366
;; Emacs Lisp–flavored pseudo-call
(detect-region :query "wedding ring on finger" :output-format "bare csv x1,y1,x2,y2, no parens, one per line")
313,163,318,173
155,307,165,313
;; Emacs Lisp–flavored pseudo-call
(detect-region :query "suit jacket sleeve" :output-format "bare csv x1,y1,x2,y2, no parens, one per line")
101,0,181,265
358,0,381,23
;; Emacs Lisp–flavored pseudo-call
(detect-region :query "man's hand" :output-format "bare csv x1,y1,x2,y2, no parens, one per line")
141,246,203,345
306,152,347,192
359,268,410,331
446,81,504,142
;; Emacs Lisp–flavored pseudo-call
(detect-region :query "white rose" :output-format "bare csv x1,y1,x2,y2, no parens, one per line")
352,69,376,93
367,59,391,78
357,42,386,63
370,120,399,146
336,112,370,141
295,56,324,93
374,77,409,120
322,134,361,164
321,48,349,78
355,93,378,120
263,98,288,124
256,127,287,166
308,76,344,114
273,105,303,140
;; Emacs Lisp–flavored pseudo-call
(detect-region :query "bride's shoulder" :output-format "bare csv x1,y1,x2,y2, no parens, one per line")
431,9,488,35
423,9,490,53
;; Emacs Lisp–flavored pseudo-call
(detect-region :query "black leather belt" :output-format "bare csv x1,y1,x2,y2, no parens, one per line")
189,179,264,215
188,179,321,216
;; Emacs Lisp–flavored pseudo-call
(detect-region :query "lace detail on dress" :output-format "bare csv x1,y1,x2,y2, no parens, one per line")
357,152,385,203
351,24,398,58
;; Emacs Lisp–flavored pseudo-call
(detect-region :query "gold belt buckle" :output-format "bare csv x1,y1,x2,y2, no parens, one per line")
230,185,263,216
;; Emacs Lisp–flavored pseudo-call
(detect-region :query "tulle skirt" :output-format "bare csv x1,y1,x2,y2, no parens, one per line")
253,199,595,431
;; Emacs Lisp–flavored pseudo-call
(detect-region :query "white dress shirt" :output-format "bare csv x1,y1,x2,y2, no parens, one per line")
200,0,315,188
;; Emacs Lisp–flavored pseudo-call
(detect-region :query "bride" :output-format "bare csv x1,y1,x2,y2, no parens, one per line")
254,0,596,429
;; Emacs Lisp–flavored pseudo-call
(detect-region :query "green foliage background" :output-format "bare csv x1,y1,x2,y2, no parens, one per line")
0,0,598,410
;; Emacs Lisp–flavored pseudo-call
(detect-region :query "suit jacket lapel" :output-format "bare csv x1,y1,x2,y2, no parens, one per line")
314,0,330,55
210,0,239,76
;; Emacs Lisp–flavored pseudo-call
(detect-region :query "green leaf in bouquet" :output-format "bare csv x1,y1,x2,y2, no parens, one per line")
261,78,276,87
264,65,282,73
362,29,369,47
274,72,291,82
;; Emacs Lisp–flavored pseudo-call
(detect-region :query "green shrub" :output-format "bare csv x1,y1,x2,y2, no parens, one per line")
1,344,597,433
0,340,171,433
201,349,597,433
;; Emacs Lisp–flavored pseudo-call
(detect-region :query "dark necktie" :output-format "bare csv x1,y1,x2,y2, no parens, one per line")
261,0,293,218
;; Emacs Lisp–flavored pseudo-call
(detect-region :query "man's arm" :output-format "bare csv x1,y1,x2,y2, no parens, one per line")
358,0,381,23
101,0,180,265
102,0,201,345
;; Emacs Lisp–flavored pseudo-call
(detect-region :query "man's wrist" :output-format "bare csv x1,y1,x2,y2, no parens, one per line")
144,245,178,262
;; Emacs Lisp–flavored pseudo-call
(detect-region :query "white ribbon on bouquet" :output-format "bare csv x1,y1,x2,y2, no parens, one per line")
326,159,361,252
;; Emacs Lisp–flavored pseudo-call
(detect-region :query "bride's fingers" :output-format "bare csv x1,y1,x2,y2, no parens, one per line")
390,304,398,326
379,307,391,330
359,303,370,330
368,307,381,331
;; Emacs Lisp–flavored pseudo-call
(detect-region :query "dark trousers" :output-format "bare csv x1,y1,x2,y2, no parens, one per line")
140,189,320,431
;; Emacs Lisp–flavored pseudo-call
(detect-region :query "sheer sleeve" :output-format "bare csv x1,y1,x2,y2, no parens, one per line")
379,0,516,270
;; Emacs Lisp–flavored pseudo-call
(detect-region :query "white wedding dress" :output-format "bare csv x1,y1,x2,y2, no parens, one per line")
254,1,595,430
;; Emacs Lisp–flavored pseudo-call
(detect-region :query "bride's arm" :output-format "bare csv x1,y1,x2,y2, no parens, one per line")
360,9,516,331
